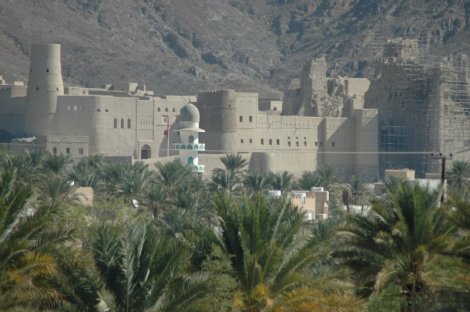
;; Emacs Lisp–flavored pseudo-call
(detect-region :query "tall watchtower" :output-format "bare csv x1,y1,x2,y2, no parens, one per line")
25,43,64,136
173,103,205,173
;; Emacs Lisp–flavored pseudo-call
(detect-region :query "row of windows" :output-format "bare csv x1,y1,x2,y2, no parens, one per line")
52,147,84,155
114,118,132,129
239,139,335,148
239,116,253,122
67,105,86,111
157,107,176,112
35,87,60,91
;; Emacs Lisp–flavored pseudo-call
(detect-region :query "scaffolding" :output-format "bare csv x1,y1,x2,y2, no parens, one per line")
366,35,470,177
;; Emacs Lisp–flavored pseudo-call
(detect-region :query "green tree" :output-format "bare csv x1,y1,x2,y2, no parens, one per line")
213,194,359,311
154,160,194,196
337,182,470,311
92,220,208,312
43,153,72,176
268,171,294,193
447,160,470,193
220,153,248,176
295,171,322,190
243,173,270,196
341,176,370,214
0,169,71,310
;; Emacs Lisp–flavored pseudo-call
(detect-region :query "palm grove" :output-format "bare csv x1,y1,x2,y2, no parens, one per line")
0,150,469,312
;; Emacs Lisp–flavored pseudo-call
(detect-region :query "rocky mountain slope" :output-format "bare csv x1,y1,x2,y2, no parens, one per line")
0,0,468,96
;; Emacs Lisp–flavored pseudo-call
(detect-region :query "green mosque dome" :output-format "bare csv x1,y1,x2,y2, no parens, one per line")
179,103,200,123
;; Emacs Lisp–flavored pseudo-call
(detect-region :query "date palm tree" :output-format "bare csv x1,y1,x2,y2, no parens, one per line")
155,159,194,196
0,169,71,310
337,182,470,311
269,171,294,193
220,153,248,176
92,220,208,312
447,160,470,193
295,171,322,190
0,150,47,186
243,173,270,196
213,194,359,311
43,153,72,176
341,176,370,214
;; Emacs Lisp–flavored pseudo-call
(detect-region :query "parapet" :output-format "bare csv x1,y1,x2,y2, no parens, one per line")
384,168,416,180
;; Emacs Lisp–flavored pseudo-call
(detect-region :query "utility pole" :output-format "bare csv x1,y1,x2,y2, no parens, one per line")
431,153,453,203
162,114,170,157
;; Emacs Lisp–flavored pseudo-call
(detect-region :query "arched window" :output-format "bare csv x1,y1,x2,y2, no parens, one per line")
141,145,151,159
121,119,124,128
127,119,131,128
114,118,117,128
188,135,195,143
187,156,194,166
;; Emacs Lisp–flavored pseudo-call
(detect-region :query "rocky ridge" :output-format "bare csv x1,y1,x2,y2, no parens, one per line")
0,0,468,96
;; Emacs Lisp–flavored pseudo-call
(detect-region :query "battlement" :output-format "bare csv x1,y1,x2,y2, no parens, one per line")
198,89,235,95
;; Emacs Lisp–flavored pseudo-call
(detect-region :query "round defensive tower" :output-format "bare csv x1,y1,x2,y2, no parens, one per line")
196,89,237,153
25,43,64,136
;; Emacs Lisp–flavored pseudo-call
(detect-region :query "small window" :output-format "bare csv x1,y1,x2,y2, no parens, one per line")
36,87,39,91
46,69,49,73
114,118,117,128
261,139,264,145
296,142,299,147
78,148,84,155
249,116,253,122
67,105,71,111
239,116,243,122
127,119,131,129
53,147,57,155
66,148,70,154
276,139,280,145
269,139,272,145
73,106,77,111
97,108,101,112
273,107,277,111
83,91,86,94
157,107,161,112
105,109,109,112
165,107,168,112
172,108,176,112
249,138,253,143
56,88,59,91
121,119,124,128
288,142,291,147
304,141,307,147
241,139,244,144
332,142,335,147
315,142,318,147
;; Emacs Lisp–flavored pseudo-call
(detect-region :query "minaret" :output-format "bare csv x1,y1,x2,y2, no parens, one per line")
173,103,205,173
25,43,64,136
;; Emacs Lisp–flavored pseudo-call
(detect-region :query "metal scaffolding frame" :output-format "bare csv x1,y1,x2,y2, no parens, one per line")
367,35,470,177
